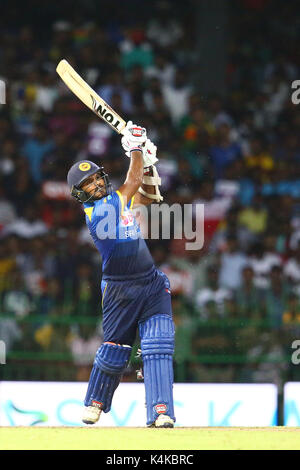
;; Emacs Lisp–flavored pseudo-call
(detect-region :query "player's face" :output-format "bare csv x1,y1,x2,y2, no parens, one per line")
81,172,107,200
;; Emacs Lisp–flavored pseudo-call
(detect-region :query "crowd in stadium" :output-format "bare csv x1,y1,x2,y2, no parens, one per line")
0,0,299,382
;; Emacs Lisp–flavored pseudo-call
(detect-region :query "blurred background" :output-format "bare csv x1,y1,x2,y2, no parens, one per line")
0,0,299,406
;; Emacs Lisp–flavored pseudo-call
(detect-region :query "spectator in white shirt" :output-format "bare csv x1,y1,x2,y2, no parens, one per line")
284,240,300,285
162,70,192,124
146,3,183,48
248,241,282,289
145,53,175,86
195,264,232,319
34,71,58,113
3,206,48,239
219,235,249,290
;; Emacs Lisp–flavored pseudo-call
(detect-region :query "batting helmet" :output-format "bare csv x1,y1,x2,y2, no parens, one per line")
67,160,111,203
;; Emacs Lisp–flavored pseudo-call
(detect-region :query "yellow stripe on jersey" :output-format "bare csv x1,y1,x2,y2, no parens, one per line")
116,190,125,215
130,196,135,210
102,283,108,307
84,207,93,222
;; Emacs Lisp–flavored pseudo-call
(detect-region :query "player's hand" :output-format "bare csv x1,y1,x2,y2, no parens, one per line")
122,132,158,167
142,139,158,167
121,121,147,155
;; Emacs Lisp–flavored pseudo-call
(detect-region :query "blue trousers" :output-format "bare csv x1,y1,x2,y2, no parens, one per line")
101,268,173,345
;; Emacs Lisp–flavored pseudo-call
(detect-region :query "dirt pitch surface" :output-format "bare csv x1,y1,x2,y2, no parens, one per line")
1,426,300,450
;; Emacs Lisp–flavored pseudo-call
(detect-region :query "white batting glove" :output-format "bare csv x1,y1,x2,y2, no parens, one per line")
121,121,147,155
122,137,158,167
142,139,158,167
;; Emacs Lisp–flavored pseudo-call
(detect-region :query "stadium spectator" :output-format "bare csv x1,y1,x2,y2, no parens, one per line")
3,206,48,239
234,265,265,319
284,241,300,288
144,53,176,86
146,2,183,48
210,207,252,252
22,124,55,184
248,241,282,289
219,235,249,290
209,123,242,179
238,193,268,236
265,265,291,327
162,69,192,124
191,179,233,246
70,323,103,381
195,264,233,319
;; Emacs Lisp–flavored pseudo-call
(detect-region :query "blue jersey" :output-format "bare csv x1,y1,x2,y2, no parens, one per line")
83,190,155,280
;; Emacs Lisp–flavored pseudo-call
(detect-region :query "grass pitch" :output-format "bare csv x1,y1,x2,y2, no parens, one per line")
1,426,300,450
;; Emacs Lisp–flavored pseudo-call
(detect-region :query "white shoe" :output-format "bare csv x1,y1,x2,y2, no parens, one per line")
82,402,102,424
152,414,174,428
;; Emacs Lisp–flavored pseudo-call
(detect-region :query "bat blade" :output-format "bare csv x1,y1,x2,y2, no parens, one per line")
56,59,127,135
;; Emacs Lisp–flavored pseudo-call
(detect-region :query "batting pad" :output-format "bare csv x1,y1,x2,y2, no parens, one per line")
139,314,175,425
84,343,132,413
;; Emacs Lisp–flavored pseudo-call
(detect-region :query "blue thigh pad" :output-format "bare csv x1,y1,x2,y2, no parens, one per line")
139,314,175,425
84,342,132,413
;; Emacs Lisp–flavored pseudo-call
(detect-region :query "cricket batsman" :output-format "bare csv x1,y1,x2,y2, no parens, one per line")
67,121,175,428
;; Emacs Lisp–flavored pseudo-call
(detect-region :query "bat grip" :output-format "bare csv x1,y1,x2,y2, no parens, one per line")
119,125,127,136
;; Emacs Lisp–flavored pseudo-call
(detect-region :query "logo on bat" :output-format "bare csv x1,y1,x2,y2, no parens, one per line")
91,96,122,131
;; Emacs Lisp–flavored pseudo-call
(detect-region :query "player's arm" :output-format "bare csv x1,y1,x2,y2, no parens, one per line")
118,150,144,203
121,135,163,207
117,121,146,205
132,166,161,207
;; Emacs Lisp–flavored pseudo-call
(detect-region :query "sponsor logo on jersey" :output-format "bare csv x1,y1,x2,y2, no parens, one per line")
120,210,134,227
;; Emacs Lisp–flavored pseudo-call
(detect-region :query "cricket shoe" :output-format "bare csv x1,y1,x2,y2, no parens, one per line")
82,402,102,424
150,414,175,428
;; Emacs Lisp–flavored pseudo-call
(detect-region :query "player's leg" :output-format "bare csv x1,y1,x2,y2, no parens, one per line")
139,314,175,428
138,269,175,427
82,280,143,424
82,342,132,424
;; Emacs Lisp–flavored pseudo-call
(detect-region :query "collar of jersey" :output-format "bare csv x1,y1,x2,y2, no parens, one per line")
83,193,112,209
83,201,94,209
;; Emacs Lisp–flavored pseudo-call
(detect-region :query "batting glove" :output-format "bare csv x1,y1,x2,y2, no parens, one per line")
121,121,147,155
142,139,158,167
122,136,158,168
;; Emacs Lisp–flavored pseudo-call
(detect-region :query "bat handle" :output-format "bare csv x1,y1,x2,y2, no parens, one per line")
119,125,127,136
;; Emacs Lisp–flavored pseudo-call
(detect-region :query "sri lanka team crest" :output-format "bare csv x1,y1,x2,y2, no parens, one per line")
79,162,91,171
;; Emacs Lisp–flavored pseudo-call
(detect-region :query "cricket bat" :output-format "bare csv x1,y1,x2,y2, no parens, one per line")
56,59,127,135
